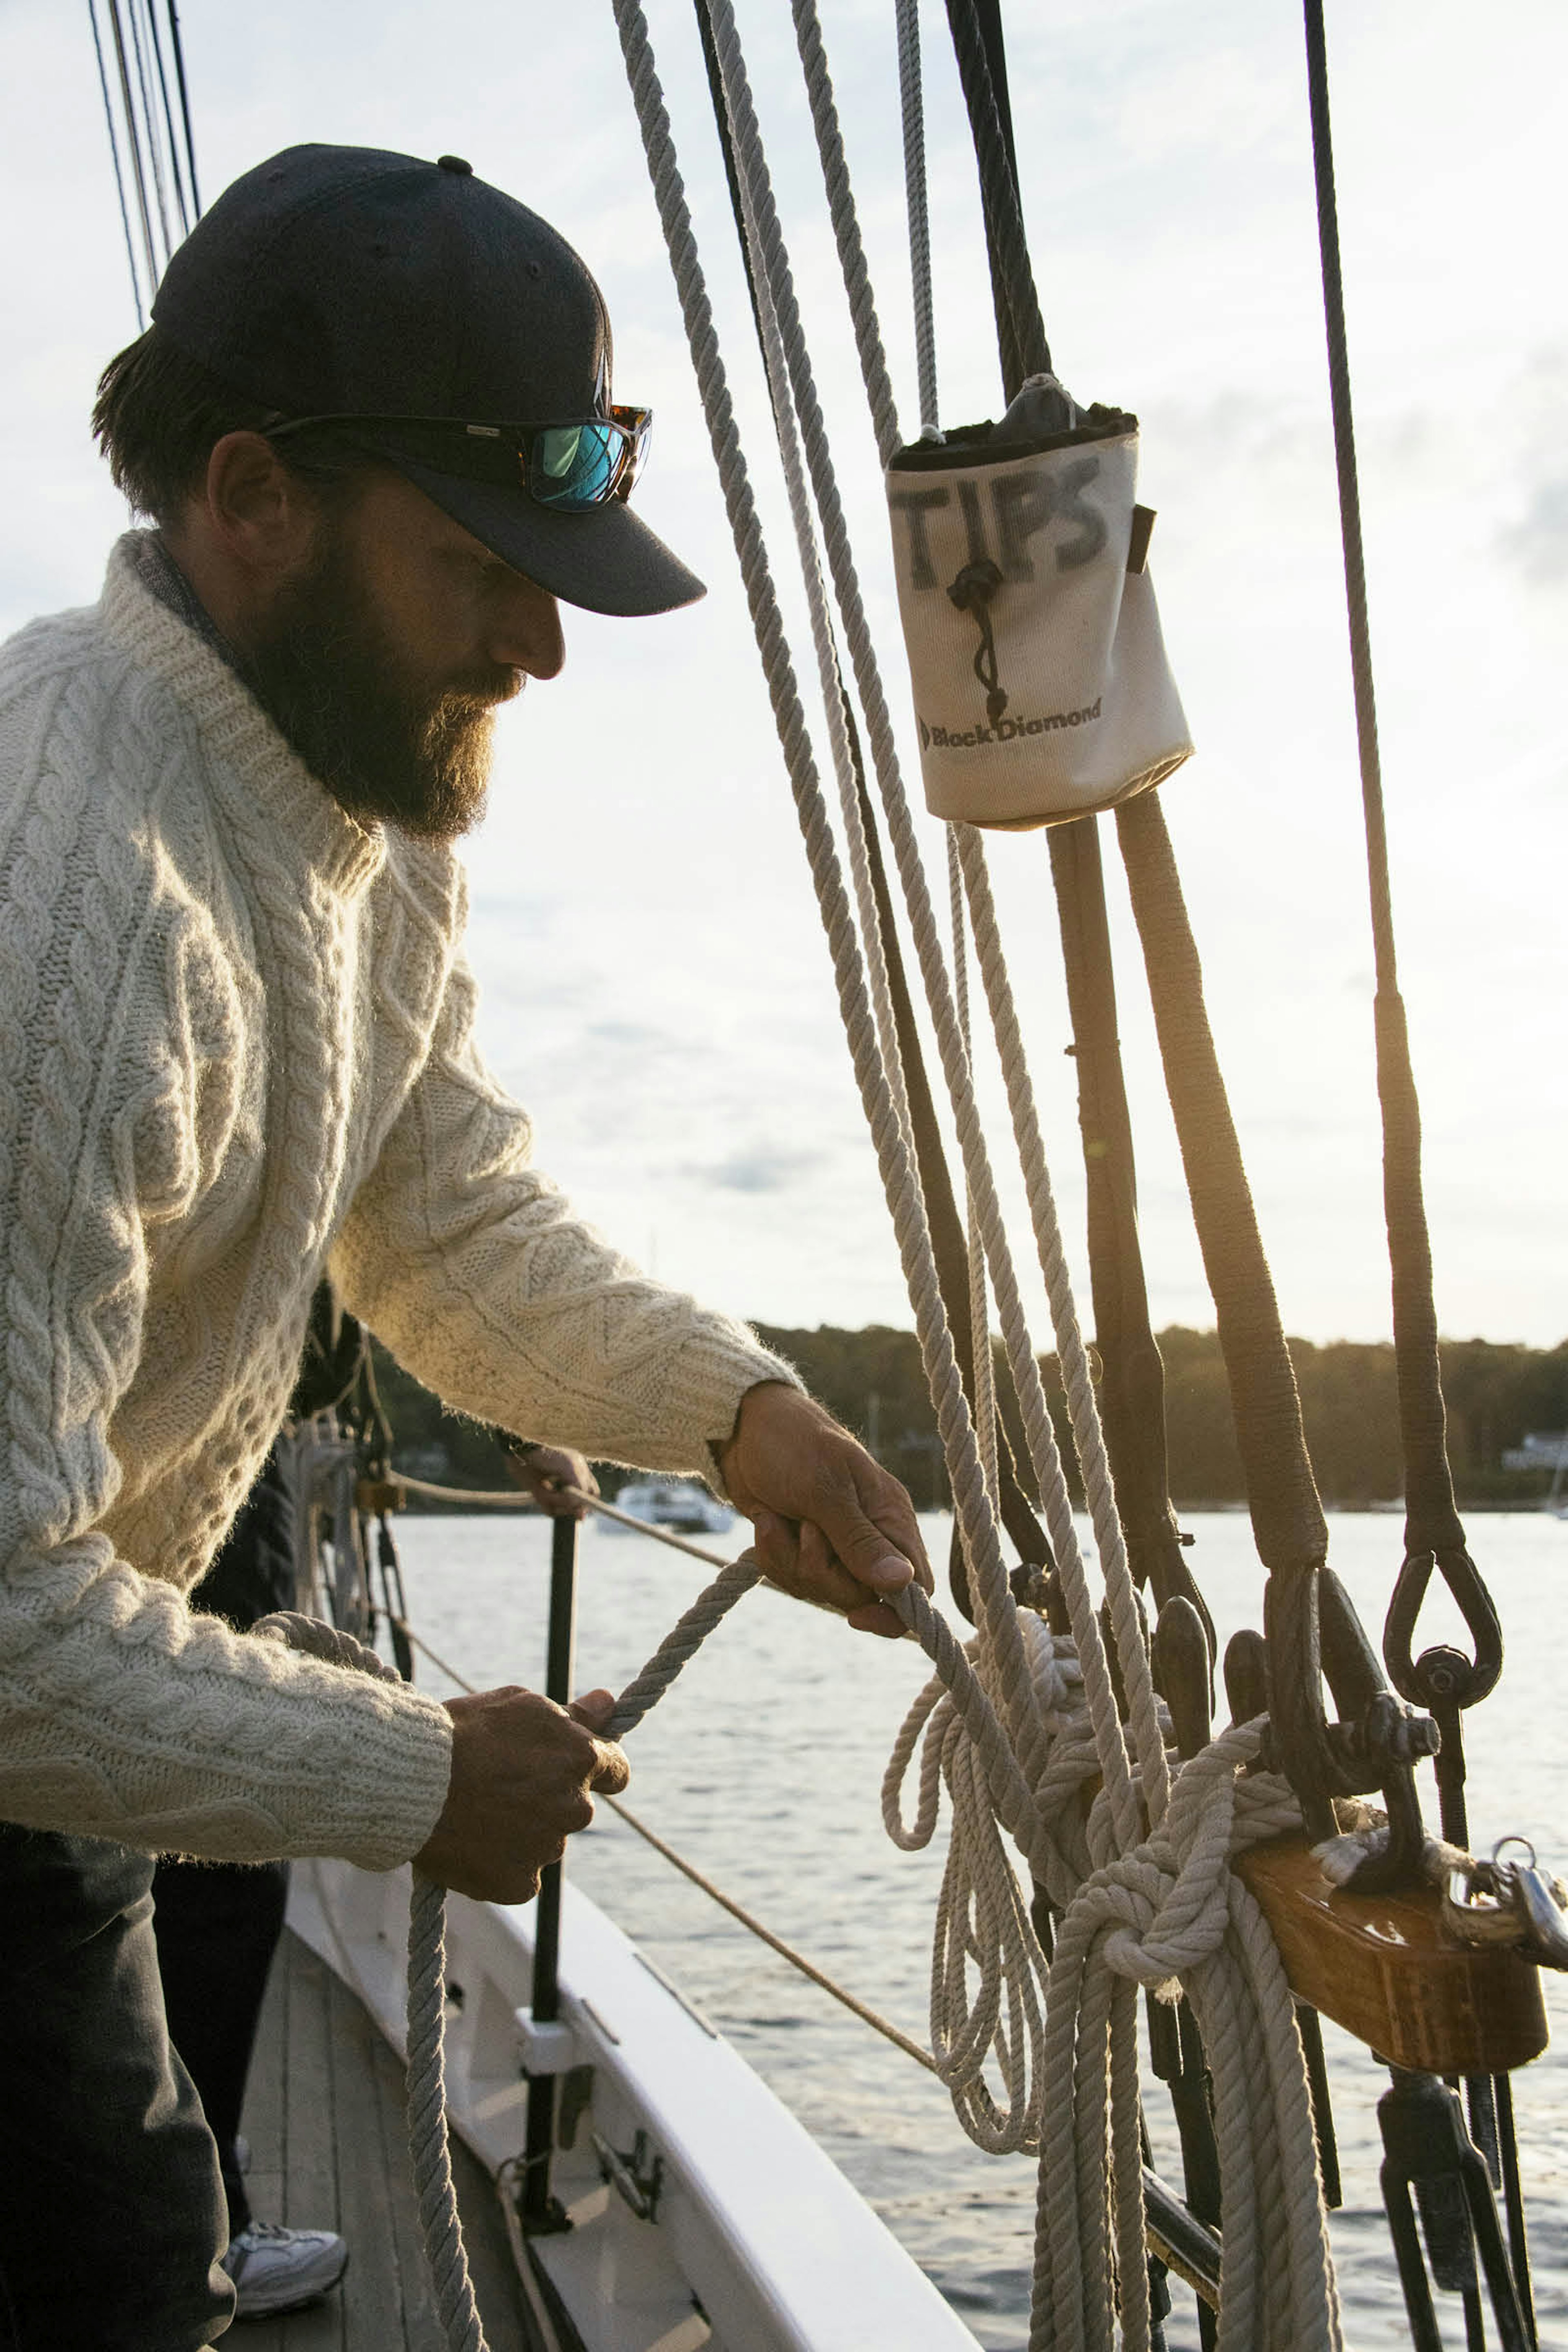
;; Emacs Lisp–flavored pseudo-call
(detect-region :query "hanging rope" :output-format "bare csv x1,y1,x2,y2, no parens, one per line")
1300,10,1532,2332
612,4,1350,2342
731,0,1160,1851
706,0,1053,1615
895,0,939,434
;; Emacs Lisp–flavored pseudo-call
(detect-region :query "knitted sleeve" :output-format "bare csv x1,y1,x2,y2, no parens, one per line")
331,955,800,1473
0,690,452,1866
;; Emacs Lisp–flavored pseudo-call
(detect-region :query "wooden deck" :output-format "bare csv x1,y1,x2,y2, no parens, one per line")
236,1927,541,2351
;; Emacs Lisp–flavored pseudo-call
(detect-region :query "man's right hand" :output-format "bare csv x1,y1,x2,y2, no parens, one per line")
412,1686,628,1903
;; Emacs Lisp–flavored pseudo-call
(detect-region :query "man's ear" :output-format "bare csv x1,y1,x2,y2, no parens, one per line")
201,431,318,577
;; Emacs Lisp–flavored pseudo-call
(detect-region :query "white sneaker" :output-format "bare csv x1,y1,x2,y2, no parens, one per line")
222,2221,349,2316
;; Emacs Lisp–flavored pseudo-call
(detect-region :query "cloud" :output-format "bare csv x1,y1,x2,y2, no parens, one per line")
1499,481,1568,586
689,1145,826,1196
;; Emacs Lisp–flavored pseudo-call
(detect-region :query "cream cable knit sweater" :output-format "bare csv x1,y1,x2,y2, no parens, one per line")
0,535,795,1868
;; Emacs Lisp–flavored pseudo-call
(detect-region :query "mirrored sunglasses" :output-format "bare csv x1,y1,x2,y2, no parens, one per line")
267,405,653,513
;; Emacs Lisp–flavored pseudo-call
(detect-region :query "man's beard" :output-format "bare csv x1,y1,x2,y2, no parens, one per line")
244,536,514,843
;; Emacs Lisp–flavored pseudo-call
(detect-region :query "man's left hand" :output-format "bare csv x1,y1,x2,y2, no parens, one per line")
504,1444,598,1519
715,1383,932,1639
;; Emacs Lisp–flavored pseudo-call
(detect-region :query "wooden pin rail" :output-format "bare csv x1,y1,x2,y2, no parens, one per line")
1235,1836,1548,2076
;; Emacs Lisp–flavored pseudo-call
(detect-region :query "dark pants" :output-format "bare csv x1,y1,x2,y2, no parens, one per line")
152,1856,290,2237
0,1825,234,2352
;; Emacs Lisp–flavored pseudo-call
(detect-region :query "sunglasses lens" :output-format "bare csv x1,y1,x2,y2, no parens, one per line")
531,422,624,510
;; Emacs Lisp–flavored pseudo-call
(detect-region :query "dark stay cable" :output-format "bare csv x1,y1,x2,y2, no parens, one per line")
105,0,160,307
1302,0,1466,1566
942,0,1048,396
141,0,190,238
123,0,172,263
165,1,201,217
1303,7,1530,2334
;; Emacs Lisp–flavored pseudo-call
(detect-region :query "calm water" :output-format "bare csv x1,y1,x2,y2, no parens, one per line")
390,1509,1568,2350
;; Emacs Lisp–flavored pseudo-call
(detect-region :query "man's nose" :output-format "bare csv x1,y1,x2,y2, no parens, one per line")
492,574,565,679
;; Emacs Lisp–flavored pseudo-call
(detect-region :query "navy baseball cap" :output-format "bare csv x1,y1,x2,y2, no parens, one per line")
151,144,705,619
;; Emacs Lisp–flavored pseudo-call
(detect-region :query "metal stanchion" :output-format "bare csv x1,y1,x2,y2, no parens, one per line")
520,1513,579,2234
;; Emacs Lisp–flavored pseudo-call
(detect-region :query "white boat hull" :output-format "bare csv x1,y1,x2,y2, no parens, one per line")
290,1860,980,2352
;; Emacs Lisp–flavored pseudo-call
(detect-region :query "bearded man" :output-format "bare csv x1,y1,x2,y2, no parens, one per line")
0,145,928,2351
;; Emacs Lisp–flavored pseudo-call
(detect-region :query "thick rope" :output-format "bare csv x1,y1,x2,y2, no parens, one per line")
728,0,1152,1863
621,6,1344,2341
255,1611,487,2352
788,0,1180,1866
948,831,999,1518
894,0,940,433
611,0,1058,1864
407,1878,485,2352
602,1550,764,1738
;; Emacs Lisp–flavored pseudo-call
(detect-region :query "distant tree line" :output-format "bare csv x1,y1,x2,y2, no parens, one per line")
752,1325,1568,1510
367,1325,1568,1511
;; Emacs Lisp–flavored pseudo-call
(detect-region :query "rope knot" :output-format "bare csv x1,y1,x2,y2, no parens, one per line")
1066,1726,1279,1996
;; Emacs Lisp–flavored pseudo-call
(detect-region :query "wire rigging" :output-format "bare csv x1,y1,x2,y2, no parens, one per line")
85,0,202,328
87,0,143,328
125,1,172,258
141,0,191,237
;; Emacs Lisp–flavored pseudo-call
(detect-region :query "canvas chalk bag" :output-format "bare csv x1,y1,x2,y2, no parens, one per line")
886,377,1193,830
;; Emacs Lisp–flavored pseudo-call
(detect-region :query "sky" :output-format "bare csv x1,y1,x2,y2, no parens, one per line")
2,0,1564,1354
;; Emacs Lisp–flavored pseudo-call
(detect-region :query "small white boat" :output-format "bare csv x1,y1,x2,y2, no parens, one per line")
601,1481,735,1538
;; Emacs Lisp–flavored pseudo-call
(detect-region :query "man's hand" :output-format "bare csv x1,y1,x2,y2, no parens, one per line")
413,1686,627,1903
503,1443,598,1519
715,1382,933,1639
